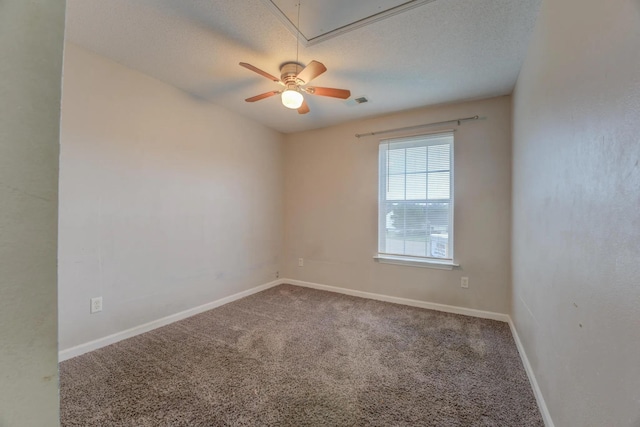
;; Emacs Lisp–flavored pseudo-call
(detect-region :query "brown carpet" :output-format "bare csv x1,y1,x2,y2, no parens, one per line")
60,284,543,426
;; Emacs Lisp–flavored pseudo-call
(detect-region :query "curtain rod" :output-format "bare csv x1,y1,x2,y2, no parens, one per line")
355,115,479,139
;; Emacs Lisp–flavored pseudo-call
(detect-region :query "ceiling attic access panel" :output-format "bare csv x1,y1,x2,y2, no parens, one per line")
263,0,436,46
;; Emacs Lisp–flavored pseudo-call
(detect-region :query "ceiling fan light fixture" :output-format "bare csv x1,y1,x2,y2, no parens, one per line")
281,89,304,109
240,59,350,115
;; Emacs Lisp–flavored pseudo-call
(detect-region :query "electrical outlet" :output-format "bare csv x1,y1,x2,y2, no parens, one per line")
90,297,103,314
275,271,279,279
298,258,304,267
461,277,469,289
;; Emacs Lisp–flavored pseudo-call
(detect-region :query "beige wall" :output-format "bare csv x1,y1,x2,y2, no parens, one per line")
58,44,284,351
512,0,640,425
283,96,512,314
0,1,66,425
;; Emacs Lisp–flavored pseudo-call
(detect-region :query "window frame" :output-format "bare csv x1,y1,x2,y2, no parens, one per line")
375,131,458,269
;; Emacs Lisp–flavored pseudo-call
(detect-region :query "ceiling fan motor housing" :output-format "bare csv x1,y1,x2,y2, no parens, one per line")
281,62,304,86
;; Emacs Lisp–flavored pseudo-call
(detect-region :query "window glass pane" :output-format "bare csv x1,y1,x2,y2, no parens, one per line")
403,203,426,230
387,149,405,175
389,203,406,234
406,173,426,200
429,234,449,258
426,202,449,231
406,146,427,173
387,175,405,200
385,236,406,256
404,239,427,257
384,202,397,232
427,171,450,199
385,203,405,254
428,144,450,171
405,203,427,256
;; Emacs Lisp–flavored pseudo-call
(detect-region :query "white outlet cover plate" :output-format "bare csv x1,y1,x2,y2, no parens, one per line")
90,297,103,313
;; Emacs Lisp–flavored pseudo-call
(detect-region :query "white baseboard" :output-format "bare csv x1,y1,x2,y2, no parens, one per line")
58,278,508,362
507,317,555,427
58,279,282,362
283,278,510,322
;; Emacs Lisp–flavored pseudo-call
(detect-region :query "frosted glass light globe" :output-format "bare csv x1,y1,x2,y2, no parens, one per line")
281,89,304,109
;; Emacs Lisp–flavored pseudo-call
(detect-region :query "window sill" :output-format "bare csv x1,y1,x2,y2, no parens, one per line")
373,254,459,270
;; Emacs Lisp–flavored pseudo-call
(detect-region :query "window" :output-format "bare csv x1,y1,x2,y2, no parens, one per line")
377,132,454,267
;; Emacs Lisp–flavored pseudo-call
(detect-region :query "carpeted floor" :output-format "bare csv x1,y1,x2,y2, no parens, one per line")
60,284,544,426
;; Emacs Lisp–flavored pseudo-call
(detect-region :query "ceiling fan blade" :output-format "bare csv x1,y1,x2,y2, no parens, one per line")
296,60,327,85
245,91,281,102
297,99,310,115
239,62,280,83
306,87,351,99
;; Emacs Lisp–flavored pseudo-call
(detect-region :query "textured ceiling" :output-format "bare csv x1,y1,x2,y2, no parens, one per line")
65,0,541,134
266,0,437,44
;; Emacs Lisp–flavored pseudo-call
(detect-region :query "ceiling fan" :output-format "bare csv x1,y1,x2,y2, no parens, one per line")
239,60,351,114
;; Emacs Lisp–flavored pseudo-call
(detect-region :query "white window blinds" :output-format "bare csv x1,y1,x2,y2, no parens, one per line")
378,132,454,260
